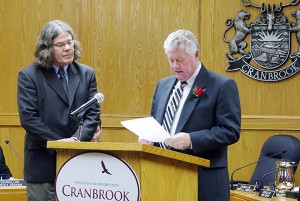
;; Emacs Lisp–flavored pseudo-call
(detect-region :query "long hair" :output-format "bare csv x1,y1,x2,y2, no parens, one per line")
34,20,82,68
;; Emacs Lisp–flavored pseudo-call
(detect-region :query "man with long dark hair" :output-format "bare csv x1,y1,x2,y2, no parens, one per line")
17,20,100,200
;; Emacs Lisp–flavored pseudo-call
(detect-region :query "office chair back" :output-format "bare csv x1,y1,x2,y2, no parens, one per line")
249,134,300,187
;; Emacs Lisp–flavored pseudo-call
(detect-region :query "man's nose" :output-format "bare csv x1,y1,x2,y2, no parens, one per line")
171,60,179,68
63,44,72,50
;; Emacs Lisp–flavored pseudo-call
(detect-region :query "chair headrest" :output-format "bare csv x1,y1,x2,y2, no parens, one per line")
260,135,300,162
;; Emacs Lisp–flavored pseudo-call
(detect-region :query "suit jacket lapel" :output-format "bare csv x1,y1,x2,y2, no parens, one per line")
175,65,208,133
67,63,80,107
156,77,177,124
44,67,69,104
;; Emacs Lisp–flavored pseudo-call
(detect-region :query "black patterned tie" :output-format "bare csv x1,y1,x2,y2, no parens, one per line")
160,82,187,149
58,68,68,99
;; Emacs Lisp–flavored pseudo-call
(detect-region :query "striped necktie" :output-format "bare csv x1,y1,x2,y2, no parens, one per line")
58,68,68,99
160,82,187,149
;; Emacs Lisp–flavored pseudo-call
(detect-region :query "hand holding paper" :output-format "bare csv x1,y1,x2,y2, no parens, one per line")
121,117,170,142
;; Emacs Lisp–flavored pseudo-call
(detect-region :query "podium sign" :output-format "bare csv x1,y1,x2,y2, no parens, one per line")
48,142,209,201
56,152,140,201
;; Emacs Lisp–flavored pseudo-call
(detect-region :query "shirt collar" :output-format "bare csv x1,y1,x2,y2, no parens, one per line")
178,62,201,87
53,64,68,74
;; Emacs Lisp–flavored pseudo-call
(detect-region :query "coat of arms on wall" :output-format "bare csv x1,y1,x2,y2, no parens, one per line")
223,0,300,81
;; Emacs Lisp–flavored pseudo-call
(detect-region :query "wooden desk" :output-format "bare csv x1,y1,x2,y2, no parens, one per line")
230,190,297,201
0,186,26,201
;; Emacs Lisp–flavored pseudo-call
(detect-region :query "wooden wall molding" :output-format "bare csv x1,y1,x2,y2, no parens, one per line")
1,113,300,131
241,115,300,131
0,113,145,128
0,113,21,126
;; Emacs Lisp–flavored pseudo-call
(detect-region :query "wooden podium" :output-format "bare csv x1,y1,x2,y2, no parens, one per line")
47,141,210,201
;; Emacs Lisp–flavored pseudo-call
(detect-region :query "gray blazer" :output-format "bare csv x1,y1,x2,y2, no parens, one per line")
17,62,100,183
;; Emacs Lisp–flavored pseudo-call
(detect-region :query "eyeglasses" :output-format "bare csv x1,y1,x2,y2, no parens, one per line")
52,40,75,49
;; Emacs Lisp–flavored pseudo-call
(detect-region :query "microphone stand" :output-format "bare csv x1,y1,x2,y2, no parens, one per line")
230,150,287,190
70,110,86,142
5,140,24,162
70,109,102,142
77,117,84,142
231,163,254,190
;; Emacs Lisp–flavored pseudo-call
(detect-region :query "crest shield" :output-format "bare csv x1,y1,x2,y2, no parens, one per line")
251,23,290,69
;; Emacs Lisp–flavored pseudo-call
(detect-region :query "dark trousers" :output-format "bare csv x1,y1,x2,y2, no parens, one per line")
26,182,56,201
198,166,230,201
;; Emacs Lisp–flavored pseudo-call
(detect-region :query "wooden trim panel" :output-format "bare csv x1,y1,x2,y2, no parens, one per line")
1,114,300,130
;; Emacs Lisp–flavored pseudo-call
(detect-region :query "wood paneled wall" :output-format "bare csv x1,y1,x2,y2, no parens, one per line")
0,0,299,185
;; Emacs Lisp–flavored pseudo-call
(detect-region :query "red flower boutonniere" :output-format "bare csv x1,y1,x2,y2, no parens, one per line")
193,86,206,98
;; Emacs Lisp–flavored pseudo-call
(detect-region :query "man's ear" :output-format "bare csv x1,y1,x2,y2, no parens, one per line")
195,50,200,60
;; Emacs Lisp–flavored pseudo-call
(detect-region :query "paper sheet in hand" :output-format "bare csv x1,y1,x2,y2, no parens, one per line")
121,117,170,142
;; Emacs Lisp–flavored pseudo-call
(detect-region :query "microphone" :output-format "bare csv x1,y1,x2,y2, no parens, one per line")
230,149,287,190
5,140,24,162
70,93,104,119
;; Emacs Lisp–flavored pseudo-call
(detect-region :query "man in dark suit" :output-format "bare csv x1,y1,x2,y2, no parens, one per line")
17,20,100,200
139,30,241,201
0,146,12,179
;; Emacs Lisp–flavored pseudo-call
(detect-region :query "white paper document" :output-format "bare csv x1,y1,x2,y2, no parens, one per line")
120,117,170,142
